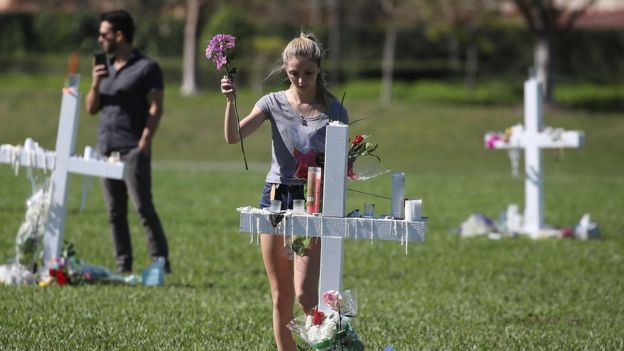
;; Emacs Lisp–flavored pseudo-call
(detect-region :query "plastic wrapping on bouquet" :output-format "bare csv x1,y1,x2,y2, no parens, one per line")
306,167,322,214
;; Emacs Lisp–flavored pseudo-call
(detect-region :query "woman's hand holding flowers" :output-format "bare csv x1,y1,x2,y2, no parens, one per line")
220,76,235,100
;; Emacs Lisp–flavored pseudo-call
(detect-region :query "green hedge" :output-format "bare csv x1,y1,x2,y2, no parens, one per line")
0,11,623,84
0,11,184,57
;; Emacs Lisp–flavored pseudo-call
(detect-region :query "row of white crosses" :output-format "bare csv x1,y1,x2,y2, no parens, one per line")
0,75,126,272
238,122,426,312
484,74,584,239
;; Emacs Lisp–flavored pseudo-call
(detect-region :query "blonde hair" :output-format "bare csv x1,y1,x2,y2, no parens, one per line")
269,33,334,106
282,33,323,65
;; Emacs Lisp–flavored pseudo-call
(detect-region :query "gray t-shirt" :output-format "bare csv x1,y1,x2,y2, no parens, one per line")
256,91,349,185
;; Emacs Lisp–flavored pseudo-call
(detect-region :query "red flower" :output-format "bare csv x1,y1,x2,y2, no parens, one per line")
49,268,69,286
352,134,364,146
57,271,69,285
312,308,325,326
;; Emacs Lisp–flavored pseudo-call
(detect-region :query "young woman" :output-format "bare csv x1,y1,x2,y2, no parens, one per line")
220,33,348,350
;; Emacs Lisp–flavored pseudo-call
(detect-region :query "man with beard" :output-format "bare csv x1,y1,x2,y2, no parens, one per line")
86,9,170,275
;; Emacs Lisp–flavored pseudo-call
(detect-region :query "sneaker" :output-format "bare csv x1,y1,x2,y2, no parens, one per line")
117,267,132,275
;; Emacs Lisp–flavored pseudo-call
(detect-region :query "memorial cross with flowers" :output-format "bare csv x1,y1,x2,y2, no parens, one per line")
238,122,426,311
0,74,126,272
484,73,584,238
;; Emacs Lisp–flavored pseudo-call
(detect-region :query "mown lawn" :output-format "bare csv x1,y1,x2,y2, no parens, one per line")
0,73,623,350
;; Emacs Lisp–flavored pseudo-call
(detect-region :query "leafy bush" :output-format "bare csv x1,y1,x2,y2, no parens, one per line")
201,6,255,55
0,10,623,85
32,12,99,53
556,84,624,111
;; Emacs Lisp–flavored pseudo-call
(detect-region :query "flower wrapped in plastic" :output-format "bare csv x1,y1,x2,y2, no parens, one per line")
291,133,387,181
15,180,51,267
288,289,364,351
485,124,523,177
348,134,388,180
40,241,139,287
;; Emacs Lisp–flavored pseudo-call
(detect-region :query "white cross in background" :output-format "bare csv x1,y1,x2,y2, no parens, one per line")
238,123,426,312
485,74,584,238
0,75,126,271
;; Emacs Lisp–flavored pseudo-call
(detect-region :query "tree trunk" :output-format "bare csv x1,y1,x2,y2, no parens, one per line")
447,36,461,71
325,0,341,84
534,33,553,103
180,0,201,96
380,26,397,105
250,51,269,91
308,0,322,27
464,42,478,90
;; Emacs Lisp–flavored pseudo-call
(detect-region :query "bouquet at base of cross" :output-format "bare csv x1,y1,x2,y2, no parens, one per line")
38,241,141,287
288,289,364,351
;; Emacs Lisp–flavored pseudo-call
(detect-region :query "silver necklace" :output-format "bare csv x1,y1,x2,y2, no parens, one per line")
299,104,313,126
289,90,314,126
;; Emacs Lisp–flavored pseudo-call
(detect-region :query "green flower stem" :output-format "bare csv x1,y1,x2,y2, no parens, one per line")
232,93,248,170
227,67,248,171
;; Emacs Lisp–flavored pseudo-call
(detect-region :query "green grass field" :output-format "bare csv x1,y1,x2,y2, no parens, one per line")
1,73,623,350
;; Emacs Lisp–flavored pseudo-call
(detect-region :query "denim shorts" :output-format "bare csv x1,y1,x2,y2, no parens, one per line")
259,183,305,210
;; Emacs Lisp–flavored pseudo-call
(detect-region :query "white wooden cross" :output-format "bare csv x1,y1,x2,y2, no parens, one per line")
0,75,126,271
484,74,584,238
238,123,426,312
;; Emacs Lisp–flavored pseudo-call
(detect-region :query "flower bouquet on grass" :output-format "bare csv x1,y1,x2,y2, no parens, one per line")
15,180,51,268
1,179,50,285
288,290,364,351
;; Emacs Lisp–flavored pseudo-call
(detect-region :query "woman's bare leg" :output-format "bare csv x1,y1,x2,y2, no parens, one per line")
261,234,296,351
294,238,321,314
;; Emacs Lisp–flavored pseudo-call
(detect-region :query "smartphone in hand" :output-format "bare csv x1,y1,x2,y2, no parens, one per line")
93,52,108,77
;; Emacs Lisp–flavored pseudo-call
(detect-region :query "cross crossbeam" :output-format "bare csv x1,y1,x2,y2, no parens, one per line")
238,123,426,311
0,75,126,271
484,75,584,238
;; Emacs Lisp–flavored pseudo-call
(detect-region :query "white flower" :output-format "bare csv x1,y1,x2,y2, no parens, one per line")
304,313,337,345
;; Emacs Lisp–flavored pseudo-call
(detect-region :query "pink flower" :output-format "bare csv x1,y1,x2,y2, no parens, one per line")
486,133,502,149
204,33,248,170
322,290,342,311
83,272,92,281
205,34,236,71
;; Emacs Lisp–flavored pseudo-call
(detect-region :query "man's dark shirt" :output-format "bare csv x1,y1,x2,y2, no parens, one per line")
97,49,163,155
